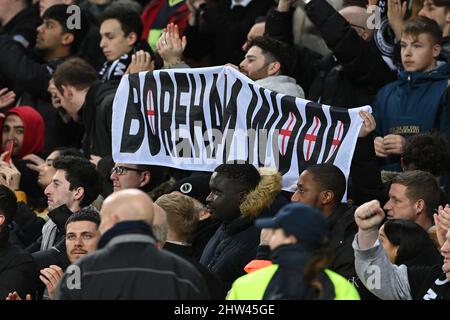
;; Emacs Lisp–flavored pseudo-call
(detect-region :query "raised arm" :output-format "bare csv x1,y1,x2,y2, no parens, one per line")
353,200,413,300
304,0,396,88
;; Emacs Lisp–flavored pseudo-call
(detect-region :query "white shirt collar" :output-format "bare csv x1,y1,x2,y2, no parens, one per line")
230,0,252,9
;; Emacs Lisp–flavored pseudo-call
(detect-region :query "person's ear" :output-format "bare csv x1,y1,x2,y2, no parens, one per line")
321,190,334,206
111,213,120,225
267,61,281,76
286,234,298,245
432,43,441,59
127,32,138,47
415,199,425,215
139,171,151,188
391,244,400,263
61,85,73,99
61,32,74,46
73,186,85,203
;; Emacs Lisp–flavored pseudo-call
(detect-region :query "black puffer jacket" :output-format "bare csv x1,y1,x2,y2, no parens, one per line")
200,168,283,290
55,221,209,299
200,215,260,290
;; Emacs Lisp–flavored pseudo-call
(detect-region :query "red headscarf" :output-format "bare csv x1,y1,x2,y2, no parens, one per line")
0,106,45,158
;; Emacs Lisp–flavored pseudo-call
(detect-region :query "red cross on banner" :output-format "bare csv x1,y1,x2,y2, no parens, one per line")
326,121,344,161
279,112,295,156
332,121,343,148
304,116,320,161
146,90,156,134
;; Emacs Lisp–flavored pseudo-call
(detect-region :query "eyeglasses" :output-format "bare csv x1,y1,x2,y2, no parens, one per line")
110,166,144,176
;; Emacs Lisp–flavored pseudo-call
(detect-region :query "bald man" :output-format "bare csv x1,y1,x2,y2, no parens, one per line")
339,6,374,41
55,189,209,299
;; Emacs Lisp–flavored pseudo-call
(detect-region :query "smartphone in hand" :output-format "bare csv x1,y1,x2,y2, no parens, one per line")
4,139,14,163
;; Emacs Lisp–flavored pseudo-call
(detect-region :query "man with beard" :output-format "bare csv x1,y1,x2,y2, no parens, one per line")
6,208,101,300
238,36,305,98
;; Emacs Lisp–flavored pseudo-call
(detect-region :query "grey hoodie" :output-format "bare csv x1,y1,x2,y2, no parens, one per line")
255,75,305,99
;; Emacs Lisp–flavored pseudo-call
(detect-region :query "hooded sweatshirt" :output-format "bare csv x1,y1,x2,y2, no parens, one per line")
0,106,45,158
255,75,305,99
373,60,450,170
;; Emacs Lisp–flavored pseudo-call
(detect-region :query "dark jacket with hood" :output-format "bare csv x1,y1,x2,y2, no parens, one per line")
373,60,450,170
200,168,284,290
0,225,37,299
0,107,46,204
55,221,209,299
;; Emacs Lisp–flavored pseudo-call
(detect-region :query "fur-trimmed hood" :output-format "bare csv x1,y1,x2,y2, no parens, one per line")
240,167,282,218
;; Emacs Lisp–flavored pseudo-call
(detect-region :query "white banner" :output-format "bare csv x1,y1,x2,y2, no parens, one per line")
112,66,371,191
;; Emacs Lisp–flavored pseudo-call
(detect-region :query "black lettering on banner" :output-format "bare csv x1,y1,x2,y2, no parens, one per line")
188,73,206,158
297,101,328,169
206,73,224,159
222,77,243,163
142,72,161,155
322,106,351,163
173,72,190,157
159,72,176,156
259,90,279,166
276,95,302,174
120,73,144,153
247,85,278,167
245,84,260,129
245,84,260,165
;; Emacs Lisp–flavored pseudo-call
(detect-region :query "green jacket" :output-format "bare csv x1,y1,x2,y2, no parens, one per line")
227,264,360,300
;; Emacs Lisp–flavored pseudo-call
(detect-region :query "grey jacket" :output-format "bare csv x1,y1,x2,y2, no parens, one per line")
353,236,412,300
255,75,305,99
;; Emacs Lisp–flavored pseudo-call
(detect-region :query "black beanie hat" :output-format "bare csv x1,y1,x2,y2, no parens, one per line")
170,172,212,206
